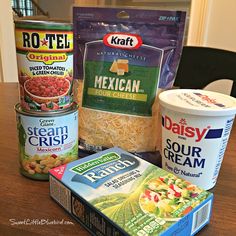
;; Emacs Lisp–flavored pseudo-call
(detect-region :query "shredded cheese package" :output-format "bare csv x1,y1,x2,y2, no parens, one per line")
73,7,186,161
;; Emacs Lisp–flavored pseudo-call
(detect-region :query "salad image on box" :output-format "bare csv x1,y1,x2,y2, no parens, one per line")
49,147,213,236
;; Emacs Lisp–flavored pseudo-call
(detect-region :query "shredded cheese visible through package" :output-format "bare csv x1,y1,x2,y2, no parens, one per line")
77,80,160,152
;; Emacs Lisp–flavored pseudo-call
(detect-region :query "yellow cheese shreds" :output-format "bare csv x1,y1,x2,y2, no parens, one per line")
77,80,161,153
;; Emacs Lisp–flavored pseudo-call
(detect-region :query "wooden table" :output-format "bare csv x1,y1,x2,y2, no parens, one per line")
0,83,235,236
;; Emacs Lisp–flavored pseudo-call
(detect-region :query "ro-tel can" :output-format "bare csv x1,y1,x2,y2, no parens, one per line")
15,103,78,180
14,20,73,112
159,89,236,190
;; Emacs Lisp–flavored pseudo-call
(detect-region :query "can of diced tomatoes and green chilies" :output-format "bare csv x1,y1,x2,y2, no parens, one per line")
15,20,73,112
15,103,78,180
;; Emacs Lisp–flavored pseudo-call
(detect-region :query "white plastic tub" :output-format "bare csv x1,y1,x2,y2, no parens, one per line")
159,89,236,190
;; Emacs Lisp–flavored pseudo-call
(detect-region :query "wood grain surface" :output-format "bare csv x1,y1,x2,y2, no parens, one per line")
0,83,235,236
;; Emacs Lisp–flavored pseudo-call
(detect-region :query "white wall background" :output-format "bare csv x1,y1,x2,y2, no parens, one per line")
203,0,236,51
188,0,236,52
0,0,18,82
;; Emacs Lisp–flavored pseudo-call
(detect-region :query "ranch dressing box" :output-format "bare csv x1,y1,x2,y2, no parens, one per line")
49,147,213,236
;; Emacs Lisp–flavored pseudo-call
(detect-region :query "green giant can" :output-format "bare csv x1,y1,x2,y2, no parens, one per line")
15,103,78,180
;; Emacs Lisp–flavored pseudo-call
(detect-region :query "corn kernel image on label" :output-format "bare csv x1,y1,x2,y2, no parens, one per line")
15,104,78,180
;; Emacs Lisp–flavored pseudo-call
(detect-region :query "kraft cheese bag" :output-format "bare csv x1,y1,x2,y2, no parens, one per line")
73,7,186,163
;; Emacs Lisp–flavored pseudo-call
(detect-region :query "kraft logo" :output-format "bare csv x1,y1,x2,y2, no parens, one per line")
103,33,142,50
162,115,223,142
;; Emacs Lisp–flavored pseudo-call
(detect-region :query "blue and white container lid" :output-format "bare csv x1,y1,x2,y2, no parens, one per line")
159,89,236,116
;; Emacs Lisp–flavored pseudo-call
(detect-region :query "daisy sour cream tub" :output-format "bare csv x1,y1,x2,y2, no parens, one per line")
159,89,236,190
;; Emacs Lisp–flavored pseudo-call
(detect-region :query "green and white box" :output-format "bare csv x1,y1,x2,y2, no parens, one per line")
49,147,213,236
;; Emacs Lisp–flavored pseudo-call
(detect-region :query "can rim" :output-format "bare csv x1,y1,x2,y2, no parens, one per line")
15,102,78,117
14,19,72,26
14,19,72,30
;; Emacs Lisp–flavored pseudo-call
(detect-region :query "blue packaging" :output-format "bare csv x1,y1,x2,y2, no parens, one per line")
73,7,186,160
49,147,213,236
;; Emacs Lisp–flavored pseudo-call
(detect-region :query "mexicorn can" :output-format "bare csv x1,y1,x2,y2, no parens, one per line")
14,20,73,112
15,103,78,180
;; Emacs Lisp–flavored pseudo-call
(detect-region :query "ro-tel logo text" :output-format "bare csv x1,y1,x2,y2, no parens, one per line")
162,115,224,142
16,30,73,64
15,30,73,52
103,33,142,50
22,32,70,50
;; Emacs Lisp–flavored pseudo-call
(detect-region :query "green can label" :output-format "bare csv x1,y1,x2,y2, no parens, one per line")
16,106,78,180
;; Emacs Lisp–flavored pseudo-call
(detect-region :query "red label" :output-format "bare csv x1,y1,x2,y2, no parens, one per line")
49,164,67,180
163,115,210,142
103,33,142,50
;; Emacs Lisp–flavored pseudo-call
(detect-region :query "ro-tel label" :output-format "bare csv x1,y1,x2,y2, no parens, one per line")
15,29,73,65
82,34,163,116
161,113,225,182
70,152,139,188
